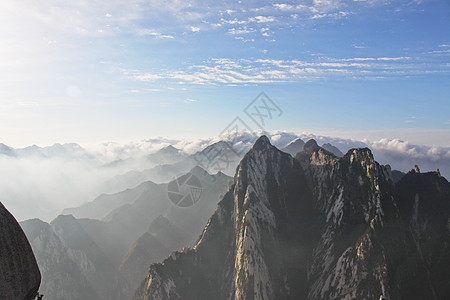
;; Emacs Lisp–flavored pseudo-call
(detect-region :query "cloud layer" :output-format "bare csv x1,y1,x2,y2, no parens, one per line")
2,131,448,222
129,55,448,85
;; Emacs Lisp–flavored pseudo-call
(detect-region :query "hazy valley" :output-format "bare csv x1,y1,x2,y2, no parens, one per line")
1,133,449,299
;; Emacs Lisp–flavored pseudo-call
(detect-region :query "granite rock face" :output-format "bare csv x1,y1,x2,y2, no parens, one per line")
133,136,450,300
0,202,41,300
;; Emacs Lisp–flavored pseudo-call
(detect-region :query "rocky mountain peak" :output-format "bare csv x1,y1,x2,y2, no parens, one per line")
251,134,272,151
133,139,449,300
303,139,320,153
344,147,375,164
134,136,314,299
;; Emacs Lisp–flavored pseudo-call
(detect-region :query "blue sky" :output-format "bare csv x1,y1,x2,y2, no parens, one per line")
0,0,449,147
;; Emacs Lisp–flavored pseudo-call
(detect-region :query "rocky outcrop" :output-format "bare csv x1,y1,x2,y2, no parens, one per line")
133,136,450,300
133,136,316,299
299,146,400,299
0,202,41,300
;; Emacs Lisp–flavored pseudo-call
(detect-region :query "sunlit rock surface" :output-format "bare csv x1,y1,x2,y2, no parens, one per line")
134,135,450,300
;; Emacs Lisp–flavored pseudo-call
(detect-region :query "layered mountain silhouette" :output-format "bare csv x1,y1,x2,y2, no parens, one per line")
119,216,190,297
21,167,232,300
105,140,242,190
133,136,449,300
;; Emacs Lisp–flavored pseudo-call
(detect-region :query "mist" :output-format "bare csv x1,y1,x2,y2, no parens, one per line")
1,132,449,222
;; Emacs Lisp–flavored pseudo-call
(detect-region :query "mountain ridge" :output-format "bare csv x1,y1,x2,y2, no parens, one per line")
133,135,450,300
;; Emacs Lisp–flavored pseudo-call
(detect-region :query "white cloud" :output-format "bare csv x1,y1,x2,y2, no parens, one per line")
130,53,448,85
2,129,449,222
228,27,255,35
134,73,163,81
250,16,275,23
138,29,175,39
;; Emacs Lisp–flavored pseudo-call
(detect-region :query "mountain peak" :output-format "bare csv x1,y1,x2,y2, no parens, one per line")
252,135,272,151
159,145,178,153
344,147,374,164
52,214,77,224
282,138,305,156
303,139,320,153
321,143,344,157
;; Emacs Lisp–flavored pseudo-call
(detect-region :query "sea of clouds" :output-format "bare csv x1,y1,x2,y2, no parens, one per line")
1,131,448,222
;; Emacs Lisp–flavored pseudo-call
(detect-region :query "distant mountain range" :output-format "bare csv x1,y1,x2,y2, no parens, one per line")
21,167,232,300
12,134,450,299
3,132,448,222
133,136,449,300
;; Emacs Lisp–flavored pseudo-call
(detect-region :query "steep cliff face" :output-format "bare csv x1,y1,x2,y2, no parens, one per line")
0,202,41,300
133,136,450,300
299,146,400,299
133,136,316,300
393,171,450,300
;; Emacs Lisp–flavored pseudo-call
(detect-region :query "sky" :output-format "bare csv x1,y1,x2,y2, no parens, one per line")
0,0,449,148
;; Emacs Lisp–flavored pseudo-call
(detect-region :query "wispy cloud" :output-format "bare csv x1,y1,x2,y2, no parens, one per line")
138,29,175,39
0,0,432,44
129,52,448,85
250,16,276,23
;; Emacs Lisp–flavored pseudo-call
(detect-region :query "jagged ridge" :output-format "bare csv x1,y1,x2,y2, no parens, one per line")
133,136,450,300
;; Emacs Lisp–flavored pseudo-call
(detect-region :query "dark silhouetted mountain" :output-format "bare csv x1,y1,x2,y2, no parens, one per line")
321,142,344,157
0,202,40,300
133,136,449,300
282,138,305,156
393,171,450,299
